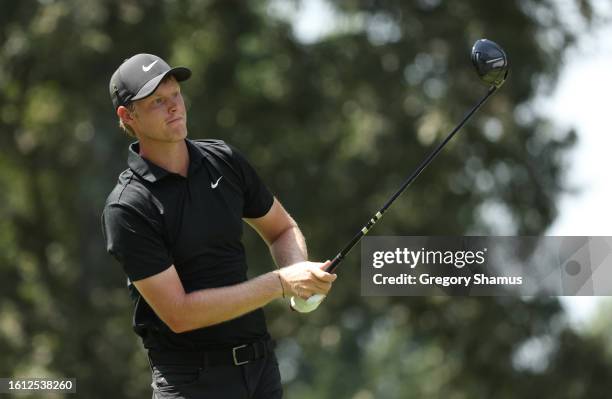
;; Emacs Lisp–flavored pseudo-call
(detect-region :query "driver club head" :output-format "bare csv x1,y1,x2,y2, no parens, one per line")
471,39,509,88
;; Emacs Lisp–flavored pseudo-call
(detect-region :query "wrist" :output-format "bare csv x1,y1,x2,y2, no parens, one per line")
272,270,286,299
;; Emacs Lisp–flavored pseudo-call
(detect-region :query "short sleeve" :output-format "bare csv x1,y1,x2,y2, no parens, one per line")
229,146,274,218
102,203,173,281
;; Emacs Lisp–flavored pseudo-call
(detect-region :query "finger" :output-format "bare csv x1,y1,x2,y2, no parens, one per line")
312,267,337,283
307,279,330,292
298,288,312,300
318,260,332,270
291,283,312,299
311,281,332,295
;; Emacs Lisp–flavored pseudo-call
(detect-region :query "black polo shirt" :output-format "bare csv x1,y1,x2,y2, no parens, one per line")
101,139,274,350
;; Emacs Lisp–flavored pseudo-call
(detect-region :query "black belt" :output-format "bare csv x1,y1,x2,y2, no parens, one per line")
148,339,275,367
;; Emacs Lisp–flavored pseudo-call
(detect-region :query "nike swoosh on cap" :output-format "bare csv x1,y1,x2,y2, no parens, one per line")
142,60,158,72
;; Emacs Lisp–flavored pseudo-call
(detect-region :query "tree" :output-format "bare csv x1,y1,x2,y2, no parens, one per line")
0,0,609,397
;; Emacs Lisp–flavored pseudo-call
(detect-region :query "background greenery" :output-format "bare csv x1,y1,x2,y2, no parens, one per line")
0,0,610,397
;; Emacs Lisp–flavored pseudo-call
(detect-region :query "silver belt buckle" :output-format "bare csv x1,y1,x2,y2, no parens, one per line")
232,344,249,366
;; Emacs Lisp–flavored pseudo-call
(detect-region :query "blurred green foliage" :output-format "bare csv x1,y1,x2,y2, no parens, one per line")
0,0,610,398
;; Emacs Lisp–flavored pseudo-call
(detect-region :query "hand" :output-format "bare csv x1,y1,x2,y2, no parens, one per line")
277,260,337,299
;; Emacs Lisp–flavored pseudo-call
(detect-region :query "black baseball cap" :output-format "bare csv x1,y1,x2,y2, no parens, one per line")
109,53,191,110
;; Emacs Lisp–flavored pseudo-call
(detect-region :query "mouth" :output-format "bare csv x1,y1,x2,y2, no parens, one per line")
167,116,184,125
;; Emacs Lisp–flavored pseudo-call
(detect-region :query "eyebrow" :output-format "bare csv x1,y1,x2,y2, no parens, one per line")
148,84,181,101
153,87,181,97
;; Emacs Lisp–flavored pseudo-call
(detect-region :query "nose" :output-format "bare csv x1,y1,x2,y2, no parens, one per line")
168,97,178,113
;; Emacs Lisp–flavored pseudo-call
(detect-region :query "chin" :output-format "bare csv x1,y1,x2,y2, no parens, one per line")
167,126,188,140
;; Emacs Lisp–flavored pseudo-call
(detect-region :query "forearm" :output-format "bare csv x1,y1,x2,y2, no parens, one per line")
270,225,308,267
174,271,283,333
173,224,307,332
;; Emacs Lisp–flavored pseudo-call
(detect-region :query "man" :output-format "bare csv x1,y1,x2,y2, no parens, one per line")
101,53,336,399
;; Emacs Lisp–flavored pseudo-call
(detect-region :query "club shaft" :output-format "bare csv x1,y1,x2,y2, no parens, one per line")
326,86,497,273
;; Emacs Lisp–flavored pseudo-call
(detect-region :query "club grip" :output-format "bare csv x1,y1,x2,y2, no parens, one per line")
325,255,343,273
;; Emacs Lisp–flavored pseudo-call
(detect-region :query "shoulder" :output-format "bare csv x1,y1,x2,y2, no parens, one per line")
103,169,164,219
190,139,234,158
190,139,254,163
190,138,253,178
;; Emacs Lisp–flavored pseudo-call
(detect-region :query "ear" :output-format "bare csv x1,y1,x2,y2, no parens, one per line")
117,105,135,125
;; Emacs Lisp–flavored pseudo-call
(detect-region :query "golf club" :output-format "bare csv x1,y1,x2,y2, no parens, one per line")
291,38,510,313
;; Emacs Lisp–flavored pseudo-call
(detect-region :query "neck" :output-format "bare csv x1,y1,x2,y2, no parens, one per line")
138,138,189,177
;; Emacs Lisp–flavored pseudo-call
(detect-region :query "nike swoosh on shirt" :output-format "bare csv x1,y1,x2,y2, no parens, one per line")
211,176,223,189
142,60,158,72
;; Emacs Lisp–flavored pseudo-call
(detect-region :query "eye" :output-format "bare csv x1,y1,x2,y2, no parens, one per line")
154,98,164,105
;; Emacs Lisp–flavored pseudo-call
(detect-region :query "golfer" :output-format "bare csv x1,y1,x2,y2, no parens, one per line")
101,53,336,399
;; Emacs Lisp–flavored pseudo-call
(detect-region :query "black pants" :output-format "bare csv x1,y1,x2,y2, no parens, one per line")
149,352,283,398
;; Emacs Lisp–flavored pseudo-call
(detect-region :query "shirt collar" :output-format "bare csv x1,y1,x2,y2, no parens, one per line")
185,138,206,173
127,139,205,183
